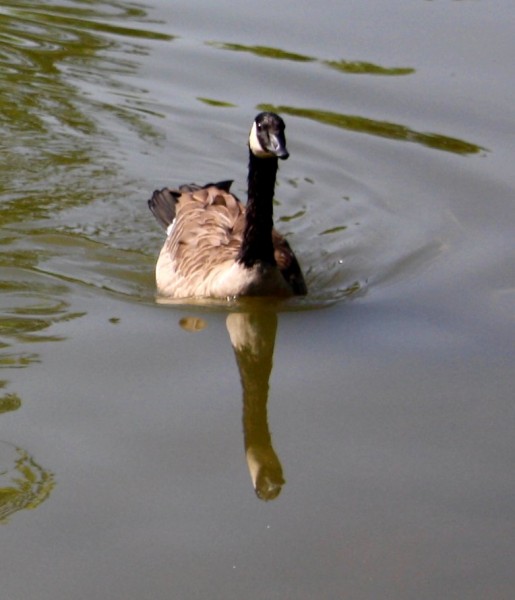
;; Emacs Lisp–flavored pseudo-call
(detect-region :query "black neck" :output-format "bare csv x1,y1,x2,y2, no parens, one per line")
237,151,278,268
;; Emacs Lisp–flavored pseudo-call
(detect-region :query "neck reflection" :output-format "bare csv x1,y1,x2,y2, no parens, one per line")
226,309,284,501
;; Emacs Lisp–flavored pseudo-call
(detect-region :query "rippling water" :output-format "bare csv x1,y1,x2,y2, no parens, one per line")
1,1,514,599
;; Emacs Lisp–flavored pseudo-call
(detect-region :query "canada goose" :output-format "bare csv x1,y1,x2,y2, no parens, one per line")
148,112,307,299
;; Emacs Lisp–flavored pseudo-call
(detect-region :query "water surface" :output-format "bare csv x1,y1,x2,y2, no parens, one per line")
1,1,514,599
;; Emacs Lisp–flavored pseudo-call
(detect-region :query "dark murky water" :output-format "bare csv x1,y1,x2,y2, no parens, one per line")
1,1,514,599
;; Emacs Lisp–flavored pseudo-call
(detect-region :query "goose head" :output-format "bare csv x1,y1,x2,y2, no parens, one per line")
248,112,289,160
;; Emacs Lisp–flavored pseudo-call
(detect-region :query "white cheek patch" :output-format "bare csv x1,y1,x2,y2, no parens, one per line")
248,121,273,157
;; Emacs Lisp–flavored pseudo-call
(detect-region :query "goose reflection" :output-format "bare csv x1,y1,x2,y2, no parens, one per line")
178,304,286,501
226,309,284,501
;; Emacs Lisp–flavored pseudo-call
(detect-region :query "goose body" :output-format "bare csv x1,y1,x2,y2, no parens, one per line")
148,112,307,299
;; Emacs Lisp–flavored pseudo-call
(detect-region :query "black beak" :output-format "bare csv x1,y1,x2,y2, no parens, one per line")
267,132,289,160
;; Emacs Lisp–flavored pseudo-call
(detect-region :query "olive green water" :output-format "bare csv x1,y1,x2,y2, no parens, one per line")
1,1,514,599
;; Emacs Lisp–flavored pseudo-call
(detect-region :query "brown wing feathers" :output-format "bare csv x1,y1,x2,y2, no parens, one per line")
272,230,308,295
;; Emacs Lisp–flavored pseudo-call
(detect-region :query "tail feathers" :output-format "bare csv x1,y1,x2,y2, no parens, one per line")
148,188,179,230
206,180,233,193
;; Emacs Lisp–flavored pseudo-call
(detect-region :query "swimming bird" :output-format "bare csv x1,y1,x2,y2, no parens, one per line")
148,112,307,299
